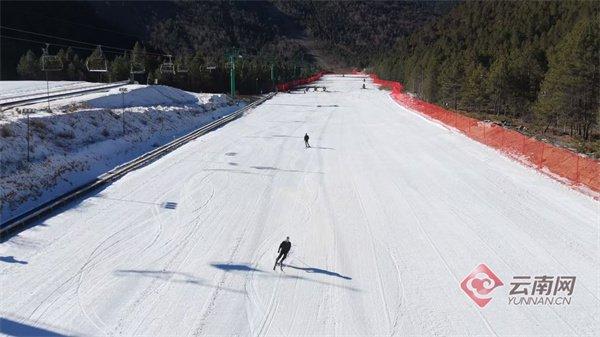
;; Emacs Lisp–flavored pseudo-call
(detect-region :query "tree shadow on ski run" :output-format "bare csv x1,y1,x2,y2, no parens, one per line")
283,265,351,280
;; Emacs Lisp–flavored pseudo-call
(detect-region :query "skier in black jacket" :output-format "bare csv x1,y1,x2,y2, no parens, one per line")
304,133,310,148
274,237,292,270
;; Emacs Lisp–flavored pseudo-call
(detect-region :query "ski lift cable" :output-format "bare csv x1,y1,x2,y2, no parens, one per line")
2,34,109,54
3,34,180,73
10,9,147,40
0,26,168,57
1,34,145,56
4,34,168,76
1,26,130,52
3,31,263,66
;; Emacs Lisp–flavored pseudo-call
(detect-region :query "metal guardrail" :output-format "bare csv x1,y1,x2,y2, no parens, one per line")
0,92,276,235
0,81,130,112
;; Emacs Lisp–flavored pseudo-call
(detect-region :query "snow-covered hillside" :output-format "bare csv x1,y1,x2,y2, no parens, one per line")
0,84,242,221
1,75,597,336
0,80,120,103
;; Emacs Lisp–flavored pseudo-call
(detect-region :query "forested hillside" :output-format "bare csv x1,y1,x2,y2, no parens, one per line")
4,0,598,150
275,0,451,67
4,1,447,93
4,1,316,94
373,1,599,152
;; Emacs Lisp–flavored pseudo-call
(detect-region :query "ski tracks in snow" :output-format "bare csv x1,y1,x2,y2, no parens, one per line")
382,95,596,335
244,102,322,337
340,108,404,337
3,75,597,336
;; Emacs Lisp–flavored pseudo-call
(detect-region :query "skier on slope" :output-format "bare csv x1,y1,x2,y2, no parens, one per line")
274,237,292,270
304,133,310,148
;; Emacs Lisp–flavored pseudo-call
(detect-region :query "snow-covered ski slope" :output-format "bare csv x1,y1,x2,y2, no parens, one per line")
1,75,598,336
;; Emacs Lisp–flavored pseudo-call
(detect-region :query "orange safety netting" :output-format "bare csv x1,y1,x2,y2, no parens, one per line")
276,72,327,92
370,74,600,195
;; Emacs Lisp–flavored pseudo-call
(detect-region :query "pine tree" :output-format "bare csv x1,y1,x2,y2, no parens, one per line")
110,55,130,81
535,16,599,139
461,61,488,112
438,58,464,109
71,54,86,81
131,42,147,74
421,54,441,102
16,50,41,79
487,55,511,115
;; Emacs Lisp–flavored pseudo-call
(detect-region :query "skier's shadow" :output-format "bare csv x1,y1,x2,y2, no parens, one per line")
310,146,335,150
283,264,352,280
210,262,359,292
210,263,262,272
0,256,27,264
0,318,68,337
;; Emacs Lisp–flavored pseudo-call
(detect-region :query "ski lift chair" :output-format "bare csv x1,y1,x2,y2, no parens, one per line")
176,56,189,73
86,45,108,72
160,55,176,74
176,64,189,73
41,44,63,72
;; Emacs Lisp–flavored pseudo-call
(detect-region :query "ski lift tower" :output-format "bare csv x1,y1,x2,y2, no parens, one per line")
270,61,276,92
41,43,63,112
226,49,242,98
130,52,146,83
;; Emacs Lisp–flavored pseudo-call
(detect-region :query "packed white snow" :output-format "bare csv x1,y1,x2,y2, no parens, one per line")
0,80,120,103
0,75,598,336
0,84,241,221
